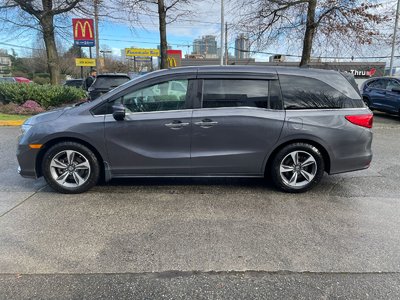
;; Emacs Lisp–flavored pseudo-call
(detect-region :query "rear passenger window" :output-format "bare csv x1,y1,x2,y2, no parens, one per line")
202,79,270,109
280,75,364,109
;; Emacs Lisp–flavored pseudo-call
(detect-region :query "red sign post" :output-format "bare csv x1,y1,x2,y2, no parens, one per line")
72,19,95,47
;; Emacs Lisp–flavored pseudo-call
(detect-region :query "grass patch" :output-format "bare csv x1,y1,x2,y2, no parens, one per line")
0,113,31,121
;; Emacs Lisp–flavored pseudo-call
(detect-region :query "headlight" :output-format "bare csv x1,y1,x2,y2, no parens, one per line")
21,124,32,135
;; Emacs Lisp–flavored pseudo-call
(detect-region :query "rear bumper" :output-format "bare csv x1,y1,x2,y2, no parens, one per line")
329,153,373,175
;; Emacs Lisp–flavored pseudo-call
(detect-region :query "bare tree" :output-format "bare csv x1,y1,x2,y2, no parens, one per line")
0,0,84,84
118,0,191,69
235,0,390,66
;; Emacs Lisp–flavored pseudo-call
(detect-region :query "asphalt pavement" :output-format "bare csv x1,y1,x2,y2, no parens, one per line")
0,112,400,299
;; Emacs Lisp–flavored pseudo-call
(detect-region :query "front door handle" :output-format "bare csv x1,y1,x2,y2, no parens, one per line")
165,121,190,130
194,119,218,128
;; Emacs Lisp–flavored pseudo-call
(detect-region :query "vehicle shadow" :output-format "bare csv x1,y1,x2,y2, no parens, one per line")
373,111,400,122
104,177,274,189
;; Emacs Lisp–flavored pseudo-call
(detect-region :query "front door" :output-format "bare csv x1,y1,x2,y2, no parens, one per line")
191,78,285,175
104,78,194,176
385,79,400,113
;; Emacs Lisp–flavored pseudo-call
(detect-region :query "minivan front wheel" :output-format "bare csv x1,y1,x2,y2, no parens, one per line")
271,143,324,193
42,142,100,194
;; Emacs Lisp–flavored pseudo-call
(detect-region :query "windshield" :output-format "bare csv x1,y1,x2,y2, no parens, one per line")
93,76,130,89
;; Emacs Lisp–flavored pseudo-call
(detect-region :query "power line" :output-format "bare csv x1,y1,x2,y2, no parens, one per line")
0,41,40,51
231,47,400,60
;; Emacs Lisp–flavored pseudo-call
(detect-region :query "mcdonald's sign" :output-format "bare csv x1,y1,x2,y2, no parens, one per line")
166,50,182,68
167,57,177,68
73,19,95,47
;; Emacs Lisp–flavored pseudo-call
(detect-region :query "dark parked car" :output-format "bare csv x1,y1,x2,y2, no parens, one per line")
361,76,400,115
17,66,373,194
88,73,130,100
64,79,84,89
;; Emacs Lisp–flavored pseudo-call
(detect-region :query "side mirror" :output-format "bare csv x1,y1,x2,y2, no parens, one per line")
392,87,400,93
112,104,126,121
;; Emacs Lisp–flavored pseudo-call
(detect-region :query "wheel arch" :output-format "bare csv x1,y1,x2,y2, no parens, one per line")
264,139,331,176
36,137,105,180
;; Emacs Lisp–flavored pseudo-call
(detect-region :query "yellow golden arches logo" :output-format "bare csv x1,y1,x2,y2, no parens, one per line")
75,21,93,39
167,57,177,68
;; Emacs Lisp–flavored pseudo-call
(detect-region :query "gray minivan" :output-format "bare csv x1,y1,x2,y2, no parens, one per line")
17,66,373,194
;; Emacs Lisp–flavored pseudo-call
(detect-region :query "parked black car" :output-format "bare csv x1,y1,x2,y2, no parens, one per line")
88,73,131,100
361,77,400,115
64,79,84,89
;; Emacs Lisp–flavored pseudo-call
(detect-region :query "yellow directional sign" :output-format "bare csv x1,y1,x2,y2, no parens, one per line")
75,58,96,67
125,48,160,57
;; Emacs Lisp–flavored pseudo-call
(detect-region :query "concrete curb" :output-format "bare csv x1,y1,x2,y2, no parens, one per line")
0,120,24,126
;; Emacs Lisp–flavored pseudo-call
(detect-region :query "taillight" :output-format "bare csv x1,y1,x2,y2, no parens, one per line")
345,114,373,128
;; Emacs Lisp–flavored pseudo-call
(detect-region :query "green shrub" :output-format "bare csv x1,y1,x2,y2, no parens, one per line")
0,83,86,108
33,76,50,85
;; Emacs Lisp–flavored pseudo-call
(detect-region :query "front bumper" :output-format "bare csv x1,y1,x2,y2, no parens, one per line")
16,144,40,179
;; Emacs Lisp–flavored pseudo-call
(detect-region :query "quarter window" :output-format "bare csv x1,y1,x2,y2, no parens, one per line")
202,79,270,109
280,75,364,109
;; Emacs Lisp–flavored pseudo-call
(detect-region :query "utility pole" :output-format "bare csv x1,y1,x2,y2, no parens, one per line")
100,50,112,71
390,0,400,76
220,0,224,66
225,22,228,65
94,0,100,72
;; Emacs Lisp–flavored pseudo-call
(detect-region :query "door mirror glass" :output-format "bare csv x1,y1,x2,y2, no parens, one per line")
112,104,126,121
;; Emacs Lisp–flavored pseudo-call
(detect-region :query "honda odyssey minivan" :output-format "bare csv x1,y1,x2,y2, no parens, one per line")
17,66,373,194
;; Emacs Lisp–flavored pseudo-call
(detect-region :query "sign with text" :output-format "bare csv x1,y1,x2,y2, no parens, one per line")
134,57,152,63
73,19,95,47
125,48,160,57
75,58,96,67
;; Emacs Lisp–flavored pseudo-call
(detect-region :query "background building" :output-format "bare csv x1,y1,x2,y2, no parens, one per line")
0,50,11,78
192,35,218,58
235,34,250,59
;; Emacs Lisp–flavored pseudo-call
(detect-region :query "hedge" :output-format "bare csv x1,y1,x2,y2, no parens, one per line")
0,83,87,108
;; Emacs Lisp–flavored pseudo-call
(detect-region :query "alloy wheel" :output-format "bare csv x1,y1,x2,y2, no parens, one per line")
279,150,317,188
49,150,91,188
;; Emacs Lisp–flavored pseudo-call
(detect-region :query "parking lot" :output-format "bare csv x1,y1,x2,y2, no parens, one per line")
1,112,400,299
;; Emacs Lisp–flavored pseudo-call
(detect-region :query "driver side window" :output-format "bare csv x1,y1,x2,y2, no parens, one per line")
122,80,189,113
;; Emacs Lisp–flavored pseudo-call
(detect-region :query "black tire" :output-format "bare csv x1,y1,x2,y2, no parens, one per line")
42,142,100,194
270,143,325,193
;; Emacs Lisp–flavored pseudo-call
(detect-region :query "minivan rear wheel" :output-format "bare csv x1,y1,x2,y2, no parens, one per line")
271,143,325,193
42,142,100,194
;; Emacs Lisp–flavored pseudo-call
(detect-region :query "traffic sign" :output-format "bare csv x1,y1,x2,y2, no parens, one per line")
75,58,96,67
